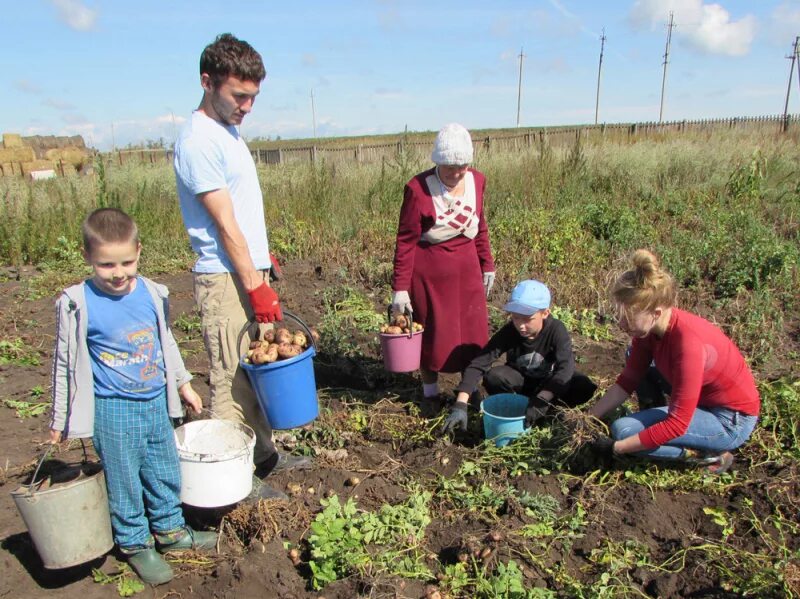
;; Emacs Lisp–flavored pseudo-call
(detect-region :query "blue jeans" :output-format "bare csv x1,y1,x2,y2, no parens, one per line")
93,393,185,549
610,406,758,460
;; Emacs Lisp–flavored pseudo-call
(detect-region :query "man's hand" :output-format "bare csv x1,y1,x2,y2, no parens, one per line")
441,402,468,434
248,282,282,323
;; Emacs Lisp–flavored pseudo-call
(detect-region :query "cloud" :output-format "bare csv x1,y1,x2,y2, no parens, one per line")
769,2,800,44
629,0,756,56
15,80,42,94
50,0,97,32
302,53,317,67
43,98,76,111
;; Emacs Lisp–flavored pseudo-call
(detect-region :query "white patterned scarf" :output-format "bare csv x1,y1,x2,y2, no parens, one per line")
420,170,478,244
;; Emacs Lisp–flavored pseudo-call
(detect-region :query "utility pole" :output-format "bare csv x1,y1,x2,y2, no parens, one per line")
310,89,317,138
784,36,799,132
111,122,116,152
595,29,606,125
516,47,525,127
659,12,675,123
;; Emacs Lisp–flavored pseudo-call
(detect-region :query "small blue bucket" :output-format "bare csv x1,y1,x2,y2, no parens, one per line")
481,393,529,447
240,346,318,430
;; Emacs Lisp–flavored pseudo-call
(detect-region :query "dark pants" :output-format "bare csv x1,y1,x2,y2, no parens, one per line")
483,364,598,413
636,366,671,410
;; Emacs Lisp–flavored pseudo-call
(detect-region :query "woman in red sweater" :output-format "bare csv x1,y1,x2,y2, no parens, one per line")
391,123,495,403
589,249,760,473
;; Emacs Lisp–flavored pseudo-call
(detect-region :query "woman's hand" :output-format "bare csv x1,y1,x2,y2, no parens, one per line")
482,272,495,297
391,290,412,315
179,382,203,414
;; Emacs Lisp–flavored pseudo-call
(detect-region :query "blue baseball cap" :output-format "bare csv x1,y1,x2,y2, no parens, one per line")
503,280,551,315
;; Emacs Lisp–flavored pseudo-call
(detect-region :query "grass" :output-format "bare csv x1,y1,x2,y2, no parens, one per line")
2,128,796,366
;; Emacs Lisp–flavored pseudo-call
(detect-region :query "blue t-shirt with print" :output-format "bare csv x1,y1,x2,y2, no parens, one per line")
85,277,167,399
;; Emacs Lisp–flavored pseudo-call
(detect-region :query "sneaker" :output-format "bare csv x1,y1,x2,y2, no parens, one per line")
705,451,734,475
126,548,174,585
155,526,218,553
682,448,722,465
254,452,313,479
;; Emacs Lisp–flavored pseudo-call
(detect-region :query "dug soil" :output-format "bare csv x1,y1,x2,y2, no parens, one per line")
0,261,797,599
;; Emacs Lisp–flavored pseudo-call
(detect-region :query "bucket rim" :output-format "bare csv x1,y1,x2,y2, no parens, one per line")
175,420,256,462
480,393,529,421
240,345,316,371
11,466,105,499
378,330,423,339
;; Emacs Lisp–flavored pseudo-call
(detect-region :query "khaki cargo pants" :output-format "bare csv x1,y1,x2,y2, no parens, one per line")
193,271,276,465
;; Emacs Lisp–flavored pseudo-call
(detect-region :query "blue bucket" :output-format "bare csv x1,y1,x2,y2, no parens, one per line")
240,346,319,430
481,393,529,447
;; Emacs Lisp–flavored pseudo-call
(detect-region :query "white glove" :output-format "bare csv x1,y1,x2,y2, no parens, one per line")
482,272,496,298
391,290,412,315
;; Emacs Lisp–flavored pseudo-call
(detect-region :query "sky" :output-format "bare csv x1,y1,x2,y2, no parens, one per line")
3,0,800,150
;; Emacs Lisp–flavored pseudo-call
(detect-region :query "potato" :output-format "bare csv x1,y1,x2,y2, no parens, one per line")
263,328,276,343
251,348,270,364
275,327,293,344
292,331,307,347
264,347,279,363
249,340,262,350
385,326,403,335
277,343,301,360
393,314,409,328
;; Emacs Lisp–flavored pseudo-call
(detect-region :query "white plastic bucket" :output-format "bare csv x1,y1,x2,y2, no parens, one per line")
11,461,114,569
174,420,255,507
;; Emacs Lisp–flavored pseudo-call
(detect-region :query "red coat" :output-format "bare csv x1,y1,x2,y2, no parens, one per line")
392,168,495,373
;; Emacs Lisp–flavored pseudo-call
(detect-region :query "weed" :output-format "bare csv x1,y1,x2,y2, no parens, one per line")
0,337,40,366
92,564,145,597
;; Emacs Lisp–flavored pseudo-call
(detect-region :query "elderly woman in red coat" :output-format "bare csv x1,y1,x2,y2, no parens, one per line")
391,123,495,406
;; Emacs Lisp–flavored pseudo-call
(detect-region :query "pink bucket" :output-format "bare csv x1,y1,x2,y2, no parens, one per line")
379,331,423,372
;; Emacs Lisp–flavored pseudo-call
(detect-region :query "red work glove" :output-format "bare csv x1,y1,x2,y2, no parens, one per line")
247,282,282,323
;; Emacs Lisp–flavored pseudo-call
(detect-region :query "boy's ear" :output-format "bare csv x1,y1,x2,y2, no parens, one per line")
541,308,551,318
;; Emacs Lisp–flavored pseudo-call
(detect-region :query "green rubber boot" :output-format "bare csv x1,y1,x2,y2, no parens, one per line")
126,548,174,585
155,526,218,553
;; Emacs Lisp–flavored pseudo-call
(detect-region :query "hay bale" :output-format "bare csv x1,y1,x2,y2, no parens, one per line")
0,162,18,176
21,159,56,175
24,134,86,153
0,147,35,163
2,133,24,148
44,147,89,168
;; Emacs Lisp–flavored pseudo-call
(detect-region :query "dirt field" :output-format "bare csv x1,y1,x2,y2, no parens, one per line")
0,261,797,599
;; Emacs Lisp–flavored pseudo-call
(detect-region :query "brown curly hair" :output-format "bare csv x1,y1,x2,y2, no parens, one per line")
200,33,266,87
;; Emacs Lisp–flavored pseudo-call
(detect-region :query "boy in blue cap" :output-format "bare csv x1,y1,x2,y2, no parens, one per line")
443,279,597,433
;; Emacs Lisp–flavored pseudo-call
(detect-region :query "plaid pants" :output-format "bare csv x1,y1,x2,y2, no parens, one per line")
93,393,185,549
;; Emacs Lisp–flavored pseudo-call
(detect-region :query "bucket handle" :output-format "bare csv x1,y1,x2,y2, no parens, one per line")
236,308,317,356
25,439,90,496
386,305,414,339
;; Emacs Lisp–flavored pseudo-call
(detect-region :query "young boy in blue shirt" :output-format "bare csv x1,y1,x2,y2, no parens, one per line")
443,280,597,433
49,208,216,585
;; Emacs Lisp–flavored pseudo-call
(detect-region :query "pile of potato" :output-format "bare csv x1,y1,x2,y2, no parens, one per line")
380,313,424,335
243,326,320,365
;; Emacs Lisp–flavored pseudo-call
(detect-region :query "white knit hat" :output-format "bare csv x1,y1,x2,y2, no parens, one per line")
430,123,473,165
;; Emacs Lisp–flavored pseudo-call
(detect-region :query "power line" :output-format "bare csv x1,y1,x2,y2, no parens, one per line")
595,29,606,125
516,48,525,127
783,36,799,132
659,12,675,123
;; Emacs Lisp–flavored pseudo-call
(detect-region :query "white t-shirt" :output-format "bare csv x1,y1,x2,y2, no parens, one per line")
174,111,270,273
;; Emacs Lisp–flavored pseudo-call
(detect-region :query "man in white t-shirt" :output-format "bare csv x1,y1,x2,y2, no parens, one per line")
174,33,309,499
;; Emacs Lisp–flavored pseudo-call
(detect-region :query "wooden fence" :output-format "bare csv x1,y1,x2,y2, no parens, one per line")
13,113,798,175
